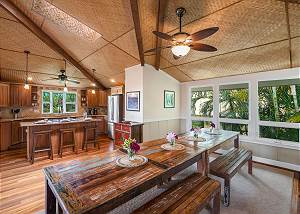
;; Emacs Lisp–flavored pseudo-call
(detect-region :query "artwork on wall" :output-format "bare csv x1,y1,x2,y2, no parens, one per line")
164,90,175,108
126,91,140,111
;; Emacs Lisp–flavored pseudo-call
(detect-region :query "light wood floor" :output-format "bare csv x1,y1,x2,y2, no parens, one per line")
0,136,114,214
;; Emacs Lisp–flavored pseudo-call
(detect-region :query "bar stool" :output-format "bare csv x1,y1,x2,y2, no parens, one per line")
82,126,100,151
31,130,53,164
59,128,77,157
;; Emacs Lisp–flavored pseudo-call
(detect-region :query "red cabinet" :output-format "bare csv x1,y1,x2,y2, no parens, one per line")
114,122,143,146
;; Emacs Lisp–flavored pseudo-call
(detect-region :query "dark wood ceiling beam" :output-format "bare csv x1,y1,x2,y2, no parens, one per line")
154,0,168,70
0,0,105,89
285,0,292,68
130,0,144,66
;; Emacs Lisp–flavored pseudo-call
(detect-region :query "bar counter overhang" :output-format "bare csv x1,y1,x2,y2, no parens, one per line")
20,118,102,161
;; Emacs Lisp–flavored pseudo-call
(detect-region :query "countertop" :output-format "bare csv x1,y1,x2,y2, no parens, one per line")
0,115,107,123
20,118,103,127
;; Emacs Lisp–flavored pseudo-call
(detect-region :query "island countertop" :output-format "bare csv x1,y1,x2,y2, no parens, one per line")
20,118,103,127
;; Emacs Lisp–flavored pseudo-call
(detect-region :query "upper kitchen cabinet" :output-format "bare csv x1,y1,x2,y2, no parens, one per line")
86,89,107,107
10,84,32,107
0,83,10,107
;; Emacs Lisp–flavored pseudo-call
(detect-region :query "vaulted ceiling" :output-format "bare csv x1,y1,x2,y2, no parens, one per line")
0,0,299,88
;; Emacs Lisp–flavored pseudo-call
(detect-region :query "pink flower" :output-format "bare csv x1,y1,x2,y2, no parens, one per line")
130,142,140,153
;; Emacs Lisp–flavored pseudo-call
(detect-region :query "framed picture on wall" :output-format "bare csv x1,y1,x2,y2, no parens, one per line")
164,90,175,108
126,91,140,111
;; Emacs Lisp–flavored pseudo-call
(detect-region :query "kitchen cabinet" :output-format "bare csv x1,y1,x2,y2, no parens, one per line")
114,122,143,146
10,84,31,107
11,121,25,145
0,83,10,107
0,122,12,151
87,89,107,107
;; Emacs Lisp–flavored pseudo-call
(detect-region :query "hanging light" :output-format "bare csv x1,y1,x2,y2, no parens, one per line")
24,50,30,89
171,44,190,57
91,69,96,94
64,81,68,92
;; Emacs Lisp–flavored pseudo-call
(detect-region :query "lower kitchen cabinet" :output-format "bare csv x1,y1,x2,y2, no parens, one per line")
0,122,12,151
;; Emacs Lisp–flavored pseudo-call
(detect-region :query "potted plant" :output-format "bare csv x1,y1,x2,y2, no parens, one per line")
190,127,201,138
122,138,140,160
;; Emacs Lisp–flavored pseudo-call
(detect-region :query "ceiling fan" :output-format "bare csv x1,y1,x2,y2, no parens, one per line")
43,60,80,84
145,7,219,59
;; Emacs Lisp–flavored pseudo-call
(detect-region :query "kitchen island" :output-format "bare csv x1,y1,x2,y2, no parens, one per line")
20,118,104,161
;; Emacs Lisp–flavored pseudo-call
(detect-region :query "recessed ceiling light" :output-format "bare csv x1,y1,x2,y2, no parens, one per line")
110,79,116,83
32,0,102,41
91,82,96,87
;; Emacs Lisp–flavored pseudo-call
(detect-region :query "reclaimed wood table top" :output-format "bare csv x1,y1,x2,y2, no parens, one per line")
44,130,237,213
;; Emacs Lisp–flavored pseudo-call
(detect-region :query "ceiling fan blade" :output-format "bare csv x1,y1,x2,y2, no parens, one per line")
153,31,173,40
144,46,171,53
188,27,219,42
173,54,180,60
190,43,217,52
67,79,80,84
42,77,59,81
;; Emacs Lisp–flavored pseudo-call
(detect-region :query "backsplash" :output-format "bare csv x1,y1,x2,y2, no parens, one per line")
0,86,107,119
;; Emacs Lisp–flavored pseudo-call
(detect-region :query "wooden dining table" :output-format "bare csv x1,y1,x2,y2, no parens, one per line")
43,129,239,214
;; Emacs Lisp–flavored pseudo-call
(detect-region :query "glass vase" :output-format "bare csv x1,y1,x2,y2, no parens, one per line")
127,149,135,160
169,139,176,146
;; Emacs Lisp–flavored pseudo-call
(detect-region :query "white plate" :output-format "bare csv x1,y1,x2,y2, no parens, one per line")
161,143,186,151
116,155,148,168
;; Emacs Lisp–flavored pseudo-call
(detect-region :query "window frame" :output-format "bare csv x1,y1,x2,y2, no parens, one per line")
42,90,78,114
185,68,300,149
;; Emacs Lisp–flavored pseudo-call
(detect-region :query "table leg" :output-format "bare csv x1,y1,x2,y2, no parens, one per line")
234,135,239,148
197,151,209,176
45,179,56,214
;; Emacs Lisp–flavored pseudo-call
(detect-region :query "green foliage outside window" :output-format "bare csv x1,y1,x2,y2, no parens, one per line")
192,120,211,128
221,122,248,136
219,88,249,119
52,93,63,113
42,91,77,114
259,126,299,143
191,90,213,117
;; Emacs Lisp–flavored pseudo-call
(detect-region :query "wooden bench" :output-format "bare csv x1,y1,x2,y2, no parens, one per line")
291,172,300,214
134,174,221,214
210,148,252,207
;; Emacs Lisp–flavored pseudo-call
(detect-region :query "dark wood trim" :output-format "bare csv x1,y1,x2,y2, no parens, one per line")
0,0,105,89
130,0,144,66
253,160,299,173
162,36,300,70
0,47,63,61
154,0,168,70
285,0,292,68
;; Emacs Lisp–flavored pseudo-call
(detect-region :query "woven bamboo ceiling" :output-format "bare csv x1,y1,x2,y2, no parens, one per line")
0,0,299,87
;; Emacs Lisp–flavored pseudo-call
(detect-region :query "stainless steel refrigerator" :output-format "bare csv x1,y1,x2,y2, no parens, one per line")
107,95,123,139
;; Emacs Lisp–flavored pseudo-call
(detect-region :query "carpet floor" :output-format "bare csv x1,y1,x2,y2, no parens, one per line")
109,163,293,214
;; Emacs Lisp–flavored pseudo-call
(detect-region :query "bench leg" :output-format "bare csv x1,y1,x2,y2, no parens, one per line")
212,189,221,214
248,157,253,175
224,178,230,207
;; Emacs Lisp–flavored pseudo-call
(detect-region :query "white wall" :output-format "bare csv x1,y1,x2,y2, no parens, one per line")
143,64,181,122
125,64,143,123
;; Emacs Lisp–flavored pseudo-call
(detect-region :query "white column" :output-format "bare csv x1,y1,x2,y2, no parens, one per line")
213,84,220,128
249,79,258,139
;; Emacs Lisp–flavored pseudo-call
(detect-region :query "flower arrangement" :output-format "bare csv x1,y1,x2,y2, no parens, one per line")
210,122,216,132
166,132,178,146
190,127,201,138
122,137,140,160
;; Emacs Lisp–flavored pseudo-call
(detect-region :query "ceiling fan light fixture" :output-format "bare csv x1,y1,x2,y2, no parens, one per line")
24,80,30,90
64,82,68,92
171,45,190,57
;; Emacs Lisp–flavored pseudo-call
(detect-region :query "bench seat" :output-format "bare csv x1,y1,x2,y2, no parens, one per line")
210,148,252,206
291,172,300,214
134,174,221,214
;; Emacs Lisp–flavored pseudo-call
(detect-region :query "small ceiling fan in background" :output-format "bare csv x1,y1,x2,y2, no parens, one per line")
43,60,80,84
145,7,219,59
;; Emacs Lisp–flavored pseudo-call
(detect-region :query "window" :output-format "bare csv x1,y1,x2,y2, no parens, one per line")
219,84,249,119
191,87,213,117
192,120,211,129
220,122,248,136
258,79,300,143
42,90,77,114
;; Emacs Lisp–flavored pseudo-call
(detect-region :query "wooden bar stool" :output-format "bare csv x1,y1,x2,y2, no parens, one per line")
82,126,100,151
59,128,77,157
31,130,53,164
